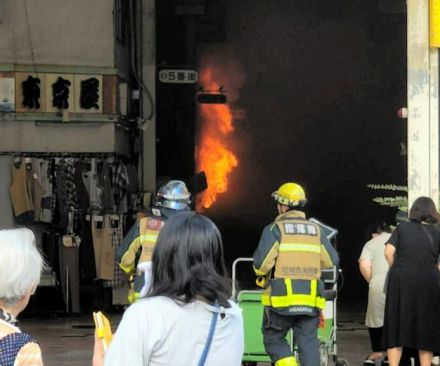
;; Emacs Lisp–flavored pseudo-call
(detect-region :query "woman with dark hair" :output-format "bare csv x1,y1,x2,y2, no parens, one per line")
93,212,244,366
359,221,392,365
383,197,440,366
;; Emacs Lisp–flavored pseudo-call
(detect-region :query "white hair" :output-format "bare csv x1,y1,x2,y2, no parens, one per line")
0,228,44,306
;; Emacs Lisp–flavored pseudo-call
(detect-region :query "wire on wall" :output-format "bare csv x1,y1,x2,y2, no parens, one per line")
129,0,155,122
23,0,38,76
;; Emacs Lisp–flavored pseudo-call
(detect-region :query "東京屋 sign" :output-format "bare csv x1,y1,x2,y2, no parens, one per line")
159,69,198,84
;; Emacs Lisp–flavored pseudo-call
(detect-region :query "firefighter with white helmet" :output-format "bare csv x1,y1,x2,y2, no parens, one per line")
116,180,191,303
253,182,339,366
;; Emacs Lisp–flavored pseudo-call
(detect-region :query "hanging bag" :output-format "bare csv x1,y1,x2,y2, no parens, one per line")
197,303,220,366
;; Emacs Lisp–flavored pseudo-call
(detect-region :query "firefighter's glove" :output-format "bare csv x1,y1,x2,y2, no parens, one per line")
256,276,268,288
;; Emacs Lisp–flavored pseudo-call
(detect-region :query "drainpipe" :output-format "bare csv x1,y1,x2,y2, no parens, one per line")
407,0,439,207
141,0,156,192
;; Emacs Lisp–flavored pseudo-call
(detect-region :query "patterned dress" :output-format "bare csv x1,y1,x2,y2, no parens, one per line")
0,309,43,366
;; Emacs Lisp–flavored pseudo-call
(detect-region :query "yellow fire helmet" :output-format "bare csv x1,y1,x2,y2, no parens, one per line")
271,182,307,207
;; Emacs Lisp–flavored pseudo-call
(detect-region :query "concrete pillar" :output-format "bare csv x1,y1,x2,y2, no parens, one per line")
407,0,439,207
141,0,156,192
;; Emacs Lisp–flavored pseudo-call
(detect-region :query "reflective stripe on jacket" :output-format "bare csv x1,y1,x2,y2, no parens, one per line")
253,210,339,312
118,217,164,275
261,278,326,309
117,215,165,301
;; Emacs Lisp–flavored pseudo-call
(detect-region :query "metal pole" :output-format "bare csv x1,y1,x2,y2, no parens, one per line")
65,265,69,313
141,0,156,193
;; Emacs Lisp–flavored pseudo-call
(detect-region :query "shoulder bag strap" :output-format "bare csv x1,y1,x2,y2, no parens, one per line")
421,224,438,255
197,304,220,366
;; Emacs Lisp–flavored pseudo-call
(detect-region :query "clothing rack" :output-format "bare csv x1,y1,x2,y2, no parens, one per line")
2,150,131,314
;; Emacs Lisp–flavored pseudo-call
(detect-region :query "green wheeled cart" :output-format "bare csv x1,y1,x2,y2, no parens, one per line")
232,258,348,366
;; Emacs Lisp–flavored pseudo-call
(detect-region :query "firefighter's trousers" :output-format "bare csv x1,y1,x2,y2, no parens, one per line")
262,307,319,366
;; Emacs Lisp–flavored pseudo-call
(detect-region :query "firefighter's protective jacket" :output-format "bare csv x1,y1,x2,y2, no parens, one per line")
253,210,339,315
116,207,183,302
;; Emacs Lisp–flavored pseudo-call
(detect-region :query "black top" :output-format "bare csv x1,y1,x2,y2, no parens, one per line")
388,220,440,271
383,220,440,351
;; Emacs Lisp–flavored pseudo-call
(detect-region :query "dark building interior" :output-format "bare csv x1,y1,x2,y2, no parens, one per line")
156,0,407,305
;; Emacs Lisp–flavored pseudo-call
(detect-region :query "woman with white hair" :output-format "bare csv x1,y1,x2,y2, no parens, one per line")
0,228,44,366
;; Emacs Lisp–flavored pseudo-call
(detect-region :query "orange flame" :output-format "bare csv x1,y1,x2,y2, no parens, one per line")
196,68,238,210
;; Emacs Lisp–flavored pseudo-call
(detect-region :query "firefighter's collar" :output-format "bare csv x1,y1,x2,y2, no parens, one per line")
278,210,306,220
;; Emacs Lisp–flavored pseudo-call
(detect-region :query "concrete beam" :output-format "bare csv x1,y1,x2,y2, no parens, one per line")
407,0,439,207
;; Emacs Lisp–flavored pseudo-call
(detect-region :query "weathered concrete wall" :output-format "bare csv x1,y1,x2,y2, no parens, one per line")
0,119,129,155
407,0,439,206
0,0,115,67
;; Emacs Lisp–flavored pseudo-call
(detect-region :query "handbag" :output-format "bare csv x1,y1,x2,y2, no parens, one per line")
197,303,220,366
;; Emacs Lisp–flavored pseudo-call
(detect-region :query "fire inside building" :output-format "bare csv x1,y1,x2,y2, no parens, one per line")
0,0,439,365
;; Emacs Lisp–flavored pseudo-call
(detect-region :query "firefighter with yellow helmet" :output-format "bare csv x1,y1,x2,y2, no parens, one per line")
253,182,339,366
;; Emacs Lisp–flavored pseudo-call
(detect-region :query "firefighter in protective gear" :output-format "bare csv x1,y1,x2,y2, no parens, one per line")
253,182,339,366
116,180,191,303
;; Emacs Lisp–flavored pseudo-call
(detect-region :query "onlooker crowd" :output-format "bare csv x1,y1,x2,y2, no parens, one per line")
5,191,440,366
360,196,440,366
383,197,440,366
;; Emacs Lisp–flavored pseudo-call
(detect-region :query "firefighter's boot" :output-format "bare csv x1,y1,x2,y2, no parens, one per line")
275,356,298,366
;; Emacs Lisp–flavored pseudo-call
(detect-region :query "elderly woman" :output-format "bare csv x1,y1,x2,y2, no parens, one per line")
93,212,244,366
0,228,44,366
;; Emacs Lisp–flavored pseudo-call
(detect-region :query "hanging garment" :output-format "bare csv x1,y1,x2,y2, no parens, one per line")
126,163,139,193
39,159,53,223
79,215,97,281
91,214,115,280
32,159,45,222
56,159,78,228
111,161,129,213
59,235,81,313
82,158,102,210
9,159,34,222
48,159,59,223
42,231,58,271
99,162,115,213
74,161,90,210
0,156,15,229
103,215,125,288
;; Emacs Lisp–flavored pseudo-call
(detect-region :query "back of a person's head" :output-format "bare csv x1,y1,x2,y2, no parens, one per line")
150,212,230,306
0,228,43,306
365,220,392,240
409,196,440,224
